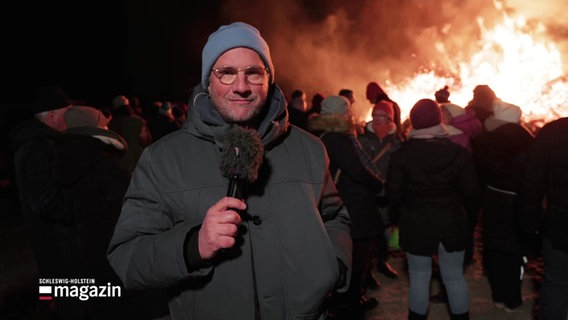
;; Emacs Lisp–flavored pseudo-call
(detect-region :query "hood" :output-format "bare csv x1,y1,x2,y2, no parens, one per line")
53,129,127,186
449,110,482,138
182,84,289,150
10,118,59,152
66,127,128,152
307,114,354,135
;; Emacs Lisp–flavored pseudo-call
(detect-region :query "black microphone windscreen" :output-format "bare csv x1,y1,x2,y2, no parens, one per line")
220,126,264,183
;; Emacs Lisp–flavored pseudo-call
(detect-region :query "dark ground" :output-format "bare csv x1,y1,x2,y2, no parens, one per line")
362,226,543,320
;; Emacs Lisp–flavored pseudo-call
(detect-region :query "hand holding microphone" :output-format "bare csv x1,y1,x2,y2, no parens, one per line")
198,126,264,259
198,197,246,260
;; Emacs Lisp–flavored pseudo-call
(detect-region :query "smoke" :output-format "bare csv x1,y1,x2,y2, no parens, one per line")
216,0,568,121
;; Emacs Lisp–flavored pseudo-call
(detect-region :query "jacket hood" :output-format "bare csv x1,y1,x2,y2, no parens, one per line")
66,127,128,152
53,129,127,186
183,84,289,150
10,118,59,152
308,114,354,135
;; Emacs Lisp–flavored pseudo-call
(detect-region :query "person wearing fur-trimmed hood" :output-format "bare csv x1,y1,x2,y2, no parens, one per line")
309,95,384,318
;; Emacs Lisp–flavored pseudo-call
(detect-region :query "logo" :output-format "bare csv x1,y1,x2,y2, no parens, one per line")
38,278,121,301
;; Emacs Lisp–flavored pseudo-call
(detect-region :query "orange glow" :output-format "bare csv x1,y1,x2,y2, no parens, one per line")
366,9,568,125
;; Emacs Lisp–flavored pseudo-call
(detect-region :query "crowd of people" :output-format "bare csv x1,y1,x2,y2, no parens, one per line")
2,21,568,320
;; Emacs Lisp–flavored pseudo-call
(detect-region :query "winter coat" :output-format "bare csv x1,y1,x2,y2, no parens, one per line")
519,117,568,252
386,136,480,256
357,122,403,219
287,106,309,131
471,122,535,255
308,115,384,239
52,128,165,319
358,122,403,181
446,110,482,153
9,118,80,278
108,106,152,172
107,84,352,320
53,129,130,280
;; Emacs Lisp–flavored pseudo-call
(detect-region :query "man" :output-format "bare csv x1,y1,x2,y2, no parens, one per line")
107,22,352,320
287,89,309,131
10,85,81,318
519,117,568,320
108,94,153,172
338,89,355,106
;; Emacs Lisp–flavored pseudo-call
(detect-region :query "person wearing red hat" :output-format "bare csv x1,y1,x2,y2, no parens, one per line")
366,82,404,140
359,100,405,286
386,99,480,320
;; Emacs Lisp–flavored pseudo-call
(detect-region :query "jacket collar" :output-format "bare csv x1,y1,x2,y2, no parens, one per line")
183,84,289,150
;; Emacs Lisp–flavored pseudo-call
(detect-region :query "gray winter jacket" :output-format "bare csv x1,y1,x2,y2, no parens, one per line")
107,85,352,320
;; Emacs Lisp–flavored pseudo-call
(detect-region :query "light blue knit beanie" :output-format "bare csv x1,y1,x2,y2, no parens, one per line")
201,22,274,89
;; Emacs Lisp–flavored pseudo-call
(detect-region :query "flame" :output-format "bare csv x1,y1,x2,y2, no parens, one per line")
370,9,568,126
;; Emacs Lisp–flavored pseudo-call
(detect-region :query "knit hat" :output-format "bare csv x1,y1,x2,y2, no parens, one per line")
366,82,385,102
32,85,72,114
435,86,450,103
410,99,442,129
65,106,111,129
372,101,394,121
320,96,351,116
201,22,274,89
493,100,522,123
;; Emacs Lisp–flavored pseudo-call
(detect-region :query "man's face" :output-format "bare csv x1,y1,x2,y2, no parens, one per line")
208,47,269,124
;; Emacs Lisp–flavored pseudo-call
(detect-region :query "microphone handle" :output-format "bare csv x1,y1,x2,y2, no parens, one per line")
227,177,244,199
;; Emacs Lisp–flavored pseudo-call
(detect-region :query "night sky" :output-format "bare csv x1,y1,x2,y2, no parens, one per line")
3,1,227,108
3,0,567,114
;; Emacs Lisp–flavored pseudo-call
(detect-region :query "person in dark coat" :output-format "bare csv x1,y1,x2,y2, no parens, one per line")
386,99,479,320
465,85,497,126
52,105,169,319
9,86,81,319
358,100,404,283
108,95,152,172
471,101,536,312
309,95,384,318
287,89,309,131
147,101,180,141
518,117,568,320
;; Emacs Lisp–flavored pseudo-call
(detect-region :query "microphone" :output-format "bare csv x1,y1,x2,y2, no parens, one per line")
220,126,264,199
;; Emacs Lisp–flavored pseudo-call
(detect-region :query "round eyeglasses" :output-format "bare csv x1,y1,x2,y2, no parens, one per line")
211,66,269,85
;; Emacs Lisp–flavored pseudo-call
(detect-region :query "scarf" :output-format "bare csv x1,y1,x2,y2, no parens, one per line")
348,135,383,181
373,123,396,139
